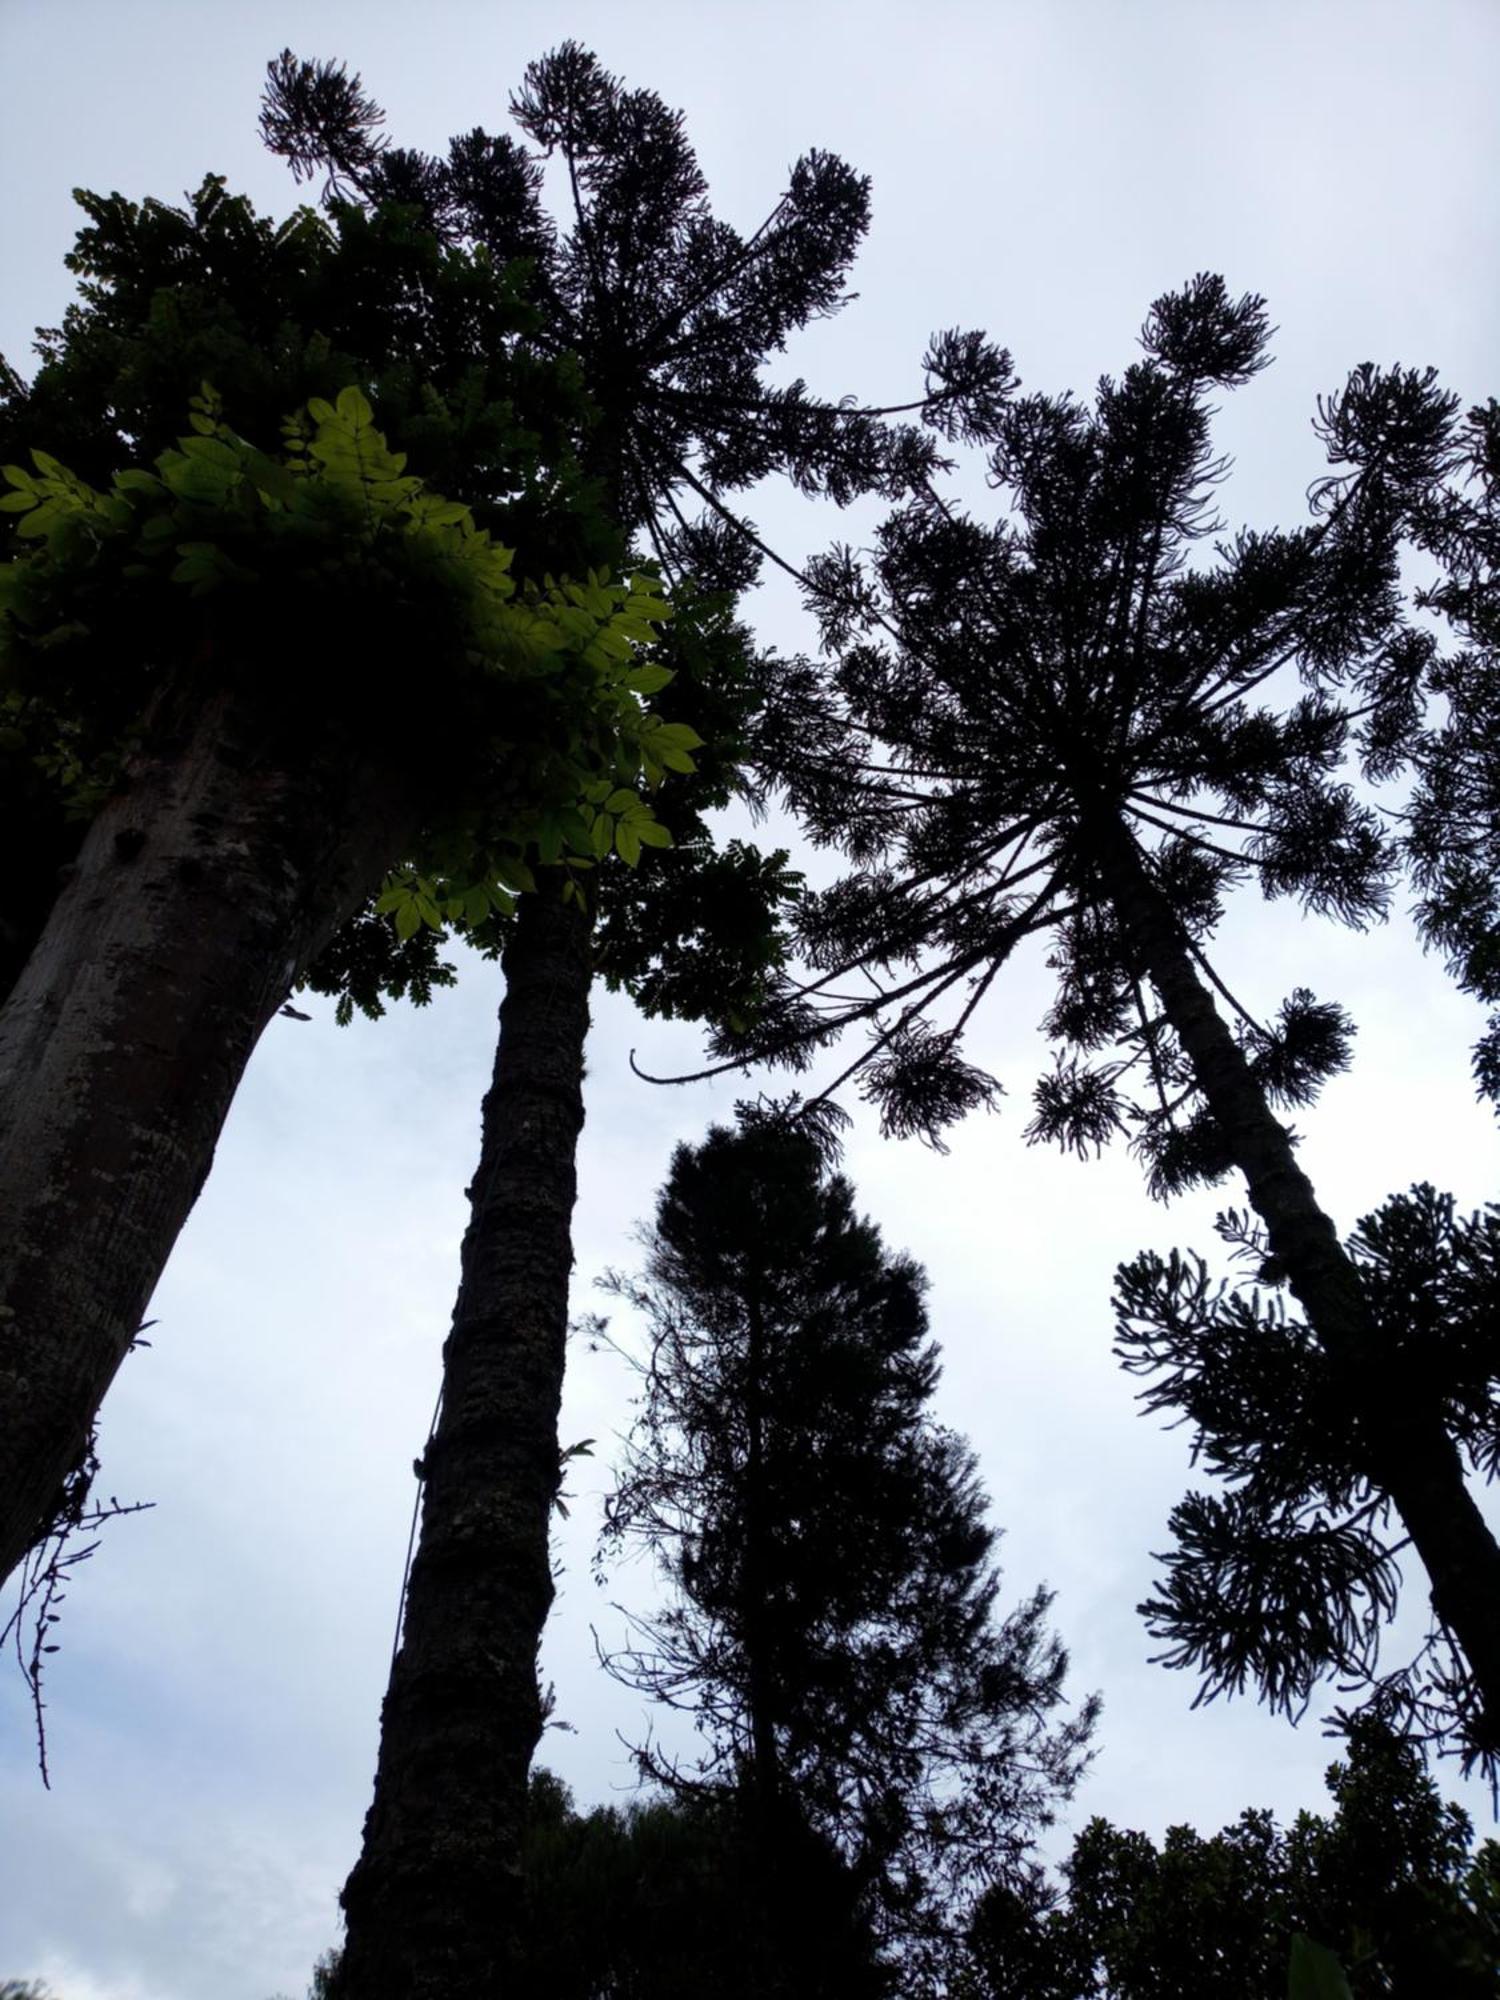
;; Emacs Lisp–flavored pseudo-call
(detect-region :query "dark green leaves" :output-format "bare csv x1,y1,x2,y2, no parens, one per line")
1,392,683,970
1287,1932,1354,2000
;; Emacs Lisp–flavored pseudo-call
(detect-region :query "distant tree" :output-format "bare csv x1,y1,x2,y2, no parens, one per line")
1114,1182,1500,1770
961,1716,1500,1997
295,1770,886,1999
266,1953,340,2000
259,43,1002,1997
597,1111,1096,1990
511,1767,887,1997
673,276,1500,1754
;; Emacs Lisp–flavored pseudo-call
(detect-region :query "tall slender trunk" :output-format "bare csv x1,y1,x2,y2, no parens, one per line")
1097,823,1500,1748
333,881,592,2000
742,1285,782,1822
0,684,417,1586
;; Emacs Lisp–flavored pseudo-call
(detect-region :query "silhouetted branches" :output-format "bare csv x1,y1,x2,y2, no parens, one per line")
1118,1184,1500,1777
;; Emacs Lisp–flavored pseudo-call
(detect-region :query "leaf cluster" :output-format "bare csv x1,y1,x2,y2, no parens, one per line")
0,387,689,963
300,584,803,1024
1,174,598,570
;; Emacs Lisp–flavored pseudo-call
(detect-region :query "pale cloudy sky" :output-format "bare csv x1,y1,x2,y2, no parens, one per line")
2,3,1499,1995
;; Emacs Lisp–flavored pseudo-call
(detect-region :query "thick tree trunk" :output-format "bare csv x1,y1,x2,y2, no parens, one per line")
0,685,418,1586
1098,824,1500,1749
333,881,592,2000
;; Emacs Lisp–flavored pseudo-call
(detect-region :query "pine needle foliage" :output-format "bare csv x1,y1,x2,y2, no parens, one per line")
260,42,1008,564
653,278,1500,1758
596,1113,1096,1988
697,276,1456,1175
1116,1184,1500,1775
1399,398,1500,1103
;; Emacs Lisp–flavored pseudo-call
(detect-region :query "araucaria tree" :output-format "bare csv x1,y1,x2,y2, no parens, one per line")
1100,395,1500,1773
258,44,1002,1998
598,1113,1096,1990
1114,1181,1500,1769
697,275,1500,1753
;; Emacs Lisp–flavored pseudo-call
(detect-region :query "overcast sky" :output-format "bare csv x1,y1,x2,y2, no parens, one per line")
3,3,1499,1995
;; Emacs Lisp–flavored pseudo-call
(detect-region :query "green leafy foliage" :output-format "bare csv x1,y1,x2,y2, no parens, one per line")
0,167,623,1007
0,387,682,940
1289,1933,1355,2000
0,173,597,561
298,583,803,1028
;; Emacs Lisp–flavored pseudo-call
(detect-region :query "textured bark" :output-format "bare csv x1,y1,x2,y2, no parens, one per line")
1098,822,1500,1748
334,882,592,2000
0,685,418,1585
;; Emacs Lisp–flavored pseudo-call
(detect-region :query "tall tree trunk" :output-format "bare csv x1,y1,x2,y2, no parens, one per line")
1098,824,1500,1750
0,685,417,1586
742,1285,783,1822
333,881,592,2000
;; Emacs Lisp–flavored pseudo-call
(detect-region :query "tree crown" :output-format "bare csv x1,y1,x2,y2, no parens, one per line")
597,1114,1096,1984
670,279,1457,1181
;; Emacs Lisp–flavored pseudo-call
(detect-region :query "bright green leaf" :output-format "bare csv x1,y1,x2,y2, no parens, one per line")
335,385,375,428
624,661,674,695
